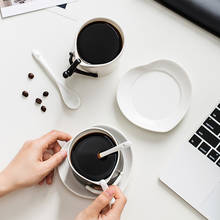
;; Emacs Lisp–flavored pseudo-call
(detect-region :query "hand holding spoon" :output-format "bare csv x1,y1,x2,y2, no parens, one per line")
99,179,115,206
32,49,80,109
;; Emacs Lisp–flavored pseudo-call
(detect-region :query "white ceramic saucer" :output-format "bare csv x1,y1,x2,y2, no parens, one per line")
117,60,192,132
58,125,133,200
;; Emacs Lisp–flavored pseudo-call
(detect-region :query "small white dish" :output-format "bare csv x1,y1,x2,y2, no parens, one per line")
58,125,133,200
117,60,192,132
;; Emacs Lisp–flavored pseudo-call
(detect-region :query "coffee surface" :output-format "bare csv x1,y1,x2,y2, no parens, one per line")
77,21,122,64
71,133,118,181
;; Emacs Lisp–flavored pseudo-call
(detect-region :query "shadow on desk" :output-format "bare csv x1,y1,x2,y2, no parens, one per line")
55,170,91,220
0,172,91,220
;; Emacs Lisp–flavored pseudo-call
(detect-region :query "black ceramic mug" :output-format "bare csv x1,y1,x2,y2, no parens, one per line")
67,127,121,187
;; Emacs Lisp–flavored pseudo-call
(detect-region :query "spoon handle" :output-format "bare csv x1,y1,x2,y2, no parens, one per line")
100,180,115,206
32,49,61,87
99,141,131,159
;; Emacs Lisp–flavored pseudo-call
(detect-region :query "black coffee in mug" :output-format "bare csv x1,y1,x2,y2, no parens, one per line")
70,132,118,181
77,21,123,65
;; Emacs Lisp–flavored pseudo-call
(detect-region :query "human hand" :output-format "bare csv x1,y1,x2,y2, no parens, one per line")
75,186,127,220
0,130,71,196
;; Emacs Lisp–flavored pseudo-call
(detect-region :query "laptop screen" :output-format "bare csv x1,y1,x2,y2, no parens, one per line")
155,0,220,37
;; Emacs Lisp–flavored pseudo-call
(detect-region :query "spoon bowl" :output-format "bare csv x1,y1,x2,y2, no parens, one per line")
32,49,80,110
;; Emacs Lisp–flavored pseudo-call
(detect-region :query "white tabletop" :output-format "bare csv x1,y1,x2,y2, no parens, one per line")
1,0,220,219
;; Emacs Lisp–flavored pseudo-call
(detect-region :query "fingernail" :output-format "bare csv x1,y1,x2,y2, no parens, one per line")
105,188,114,198
60,149,67,157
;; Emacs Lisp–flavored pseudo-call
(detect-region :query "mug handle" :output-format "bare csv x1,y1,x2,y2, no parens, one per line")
63,52,98,79
63,58,81,78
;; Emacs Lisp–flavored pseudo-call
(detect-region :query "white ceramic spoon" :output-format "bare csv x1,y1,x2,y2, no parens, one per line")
32,49,80,109
98,141,131,159
100,179,115,206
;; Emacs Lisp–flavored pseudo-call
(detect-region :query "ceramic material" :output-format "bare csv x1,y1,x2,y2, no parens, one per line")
117,60,192,132
71,17,124,77
100,179,116,205
32,49,81,109
67,127,121,186
58,125,133,199
98,141,131,158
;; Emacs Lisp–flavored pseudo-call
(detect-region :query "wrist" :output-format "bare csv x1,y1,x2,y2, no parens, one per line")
0,170,17,197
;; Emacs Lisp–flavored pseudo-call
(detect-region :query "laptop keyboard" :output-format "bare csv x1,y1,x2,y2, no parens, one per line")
189,105,220,167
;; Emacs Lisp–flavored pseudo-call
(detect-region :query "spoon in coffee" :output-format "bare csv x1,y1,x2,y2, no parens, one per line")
97,141,131,159
32,49,81,109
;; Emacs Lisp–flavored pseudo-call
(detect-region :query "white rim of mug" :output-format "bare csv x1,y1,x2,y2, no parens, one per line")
67,127,120,185
74,17,125,68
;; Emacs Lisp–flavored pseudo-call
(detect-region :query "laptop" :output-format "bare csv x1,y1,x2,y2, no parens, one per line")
155,0,220,37
160,103,220,220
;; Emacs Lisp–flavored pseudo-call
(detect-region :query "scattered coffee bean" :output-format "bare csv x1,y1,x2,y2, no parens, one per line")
28,73,34,79
35,98,42,104
43,91,49,97
22,91,29,97
41,106,46,112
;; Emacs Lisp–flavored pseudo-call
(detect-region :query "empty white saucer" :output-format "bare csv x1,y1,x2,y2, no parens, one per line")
117,60,192,132
58,125,133,200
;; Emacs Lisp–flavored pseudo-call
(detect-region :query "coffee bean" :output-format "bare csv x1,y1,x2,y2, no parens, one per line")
22,91,29,97
35,98,42,104
41,106,46,112
28,73,34,79
43,91,49,97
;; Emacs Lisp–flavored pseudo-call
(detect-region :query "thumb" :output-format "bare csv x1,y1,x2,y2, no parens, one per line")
86,188,114,216
44,149,67,173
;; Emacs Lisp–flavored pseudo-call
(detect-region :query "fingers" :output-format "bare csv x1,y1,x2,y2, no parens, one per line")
43,149,67,174
110,186,127,216
47,143,60,184
46,170,54,185
38,179,44,185
101,205,110,215
38,130,71,151
43,152,54,185
86,188,114,216
39,151,53,185
52,142,61,153
39,142,64,185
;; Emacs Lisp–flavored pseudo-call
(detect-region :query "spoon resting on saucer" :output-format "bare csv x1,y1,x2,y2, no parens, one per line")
32,49,80,109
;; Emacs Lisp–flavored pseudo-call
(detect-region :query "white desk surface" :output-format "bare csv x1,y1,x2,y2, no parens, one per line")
1,0,220,219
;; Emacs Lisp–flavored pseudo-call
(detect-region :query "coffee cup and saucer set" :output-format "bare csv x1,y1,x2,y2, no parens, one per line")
58,125,133,199
33,16,192,199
